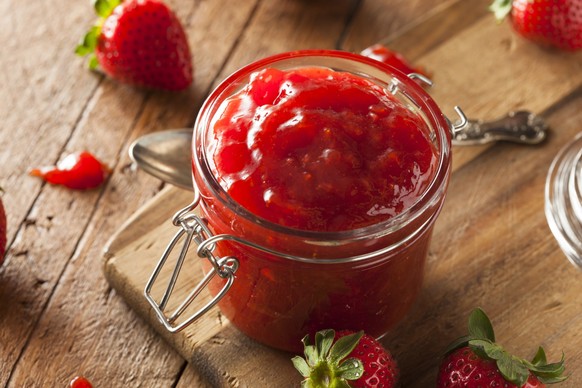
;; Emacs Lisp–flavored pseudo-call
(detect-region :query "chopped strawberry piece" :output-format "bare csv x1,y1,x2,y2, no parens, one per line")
30,152,111,190
69,376,93,388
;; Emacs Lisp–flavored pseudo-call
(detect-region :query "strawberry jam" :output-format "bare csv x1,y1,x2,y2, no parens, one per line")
191,51,452,352
209,67,436,231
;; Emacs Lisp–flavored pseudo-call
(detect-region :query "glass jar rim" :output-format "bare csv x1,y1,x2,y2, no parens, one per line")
193,49,452,241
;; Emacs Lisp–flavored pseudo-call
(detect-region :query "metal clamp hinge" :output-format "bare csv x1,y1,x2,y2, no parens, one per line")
144,204,239,333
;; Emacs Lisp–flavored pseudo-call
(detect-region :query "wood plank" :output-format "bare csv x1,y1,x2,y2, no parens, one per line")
0,0,99,250
213,0,356,86
3,0,258,386
0,0,151,381
421,12,582,173
0,81,147,387
426,15,582,120
342,0,464,53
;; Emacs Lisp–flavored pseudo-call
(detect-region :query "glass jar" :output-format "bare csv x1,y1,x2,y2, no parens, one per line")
545,133,582,269
147,50,454,353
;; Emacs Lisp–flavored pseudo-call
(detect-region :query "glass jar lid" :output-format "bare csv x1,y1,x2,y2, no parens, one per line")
545,132,582,269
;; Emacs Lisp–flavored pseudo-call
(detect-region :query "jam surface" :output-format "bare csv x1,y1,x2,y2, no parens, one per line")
209,66,437,231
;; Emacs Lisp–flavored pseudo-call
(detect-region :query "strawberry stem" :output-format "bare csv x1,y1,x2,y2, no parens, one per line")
75,25,100,54
468,306,495,342
76,0,121,69
93,0,120,17
293,330,364,388
489,0,512,21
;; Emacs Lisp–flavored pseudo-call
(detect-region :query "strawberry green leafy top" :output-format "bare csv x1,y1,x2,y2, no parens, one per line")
75,0,193,90
292,330,364,388
75,0,121,69
447,308,567,386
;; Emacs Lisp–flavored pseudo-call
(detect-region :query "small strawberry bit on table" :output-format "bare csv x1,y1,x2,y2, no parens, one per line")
437,308,567,388
292,329,398,388
76,0,193,90
30,151,111,190
360,44,430,78
489,0,582,51
69,376,93,388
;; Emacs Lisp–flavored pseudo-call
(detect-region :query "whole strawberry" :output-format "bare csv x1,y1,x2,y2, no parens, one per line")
437,308,567,387
76,0,193,90
292,329,398,388
490,0,582,51
0,191,6,265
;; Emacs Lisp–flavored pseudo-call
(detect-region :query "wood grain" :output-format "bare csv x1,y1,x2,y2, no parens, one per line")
102,1,582,386
343,0,462,52
1,0,258,386
104,91,582,387
3,0,581,386
395,88,582,386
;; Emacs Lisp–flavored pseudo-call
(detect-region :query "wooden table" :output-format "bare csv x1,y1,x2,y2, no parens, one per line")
2,0,582,386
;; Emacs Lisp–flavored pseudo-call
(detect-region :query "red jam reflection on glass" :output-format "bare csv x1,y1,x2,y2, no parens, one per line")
193,50,452,352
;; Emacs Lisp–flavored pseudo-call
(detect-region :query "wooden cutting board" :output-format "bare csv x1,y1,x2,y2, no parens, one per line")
103,2,582,386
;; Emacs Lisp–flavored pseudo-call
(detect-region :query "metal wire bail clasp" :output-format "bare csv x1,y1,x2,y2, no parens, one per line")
449,106,469,136
144,197,239,333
